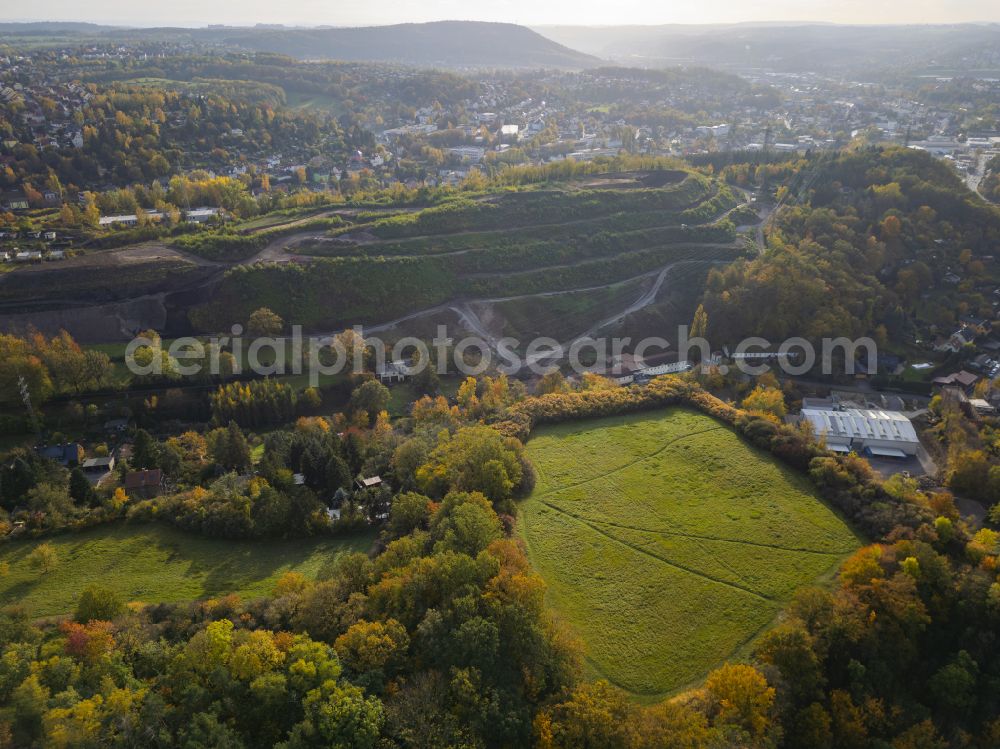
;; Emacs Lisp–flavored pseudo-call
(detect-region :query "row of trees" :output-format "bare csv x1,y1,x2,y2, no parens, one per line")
0,330,112,415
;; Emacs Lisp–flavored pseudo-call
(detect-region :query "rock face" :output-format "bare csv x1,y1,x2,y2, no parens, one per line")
0,296,168,342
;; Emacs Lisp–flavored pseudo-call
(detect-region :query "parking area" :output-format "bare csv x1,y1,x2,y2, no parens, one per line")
863,454,925,480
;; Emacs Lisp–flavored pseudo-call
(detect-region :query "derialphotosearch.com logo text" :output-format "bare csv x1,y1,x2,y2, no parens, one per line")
125,325,877,385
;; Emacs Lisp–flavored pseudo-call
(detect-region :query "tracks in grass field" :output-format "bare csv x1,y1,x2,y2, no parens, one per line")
537,424,727,497
530,421,855,602
558,506,773,601
519,410,860,697
531,424,775,601
542,500,853,557
346,256,727,368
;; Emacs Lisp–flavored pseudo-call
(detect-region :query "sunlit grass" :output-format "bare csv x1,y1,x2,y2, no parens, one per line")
518,409,860,698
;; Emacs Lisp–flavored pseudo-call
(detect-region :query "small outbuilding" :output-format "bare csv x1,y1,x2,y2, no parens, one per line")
355,476,383,491
82,456,115,474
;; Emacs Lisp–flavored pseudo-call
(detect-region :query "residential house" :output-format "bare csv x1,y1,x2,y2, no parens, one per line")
960,316,991,335
969,398,997,416
936,326,978,353
376,360,409,383
36,443,84,467
1,194,28,211
82,456,115,482
355,476,383,491
932,370,980,392
123,469,164,499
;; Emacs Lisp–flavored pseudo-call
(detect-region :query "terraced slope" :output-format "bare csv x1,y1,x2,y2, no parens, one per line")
190,171,748,334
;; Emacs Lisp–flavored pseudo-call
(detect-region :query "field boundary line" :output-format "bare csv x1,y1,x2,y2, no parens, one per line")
538,498,773,601
537,424,728,498
576,515,855,557
537,421,853,556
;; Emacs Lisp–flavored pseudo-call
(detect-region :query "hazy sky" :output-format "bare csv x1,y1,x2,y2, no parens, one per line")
3,0,1000,27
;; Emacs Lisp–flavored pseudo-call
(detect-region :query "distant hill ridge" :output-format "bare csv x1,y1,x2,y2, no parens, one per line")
535,22,1000,74
0,20,602,69
207,21,600,68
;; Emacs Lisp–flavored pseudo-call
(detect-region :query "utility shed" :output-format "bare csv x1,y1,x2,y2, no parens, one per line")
801,408,920,456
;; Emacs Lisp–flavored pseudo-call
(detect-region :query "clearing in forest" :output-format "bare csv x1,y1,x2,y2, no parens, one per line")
518,408,859,697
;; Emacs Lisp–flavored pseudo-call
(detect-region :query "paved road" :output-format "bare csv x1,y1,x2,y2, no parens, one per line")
966,152,988,196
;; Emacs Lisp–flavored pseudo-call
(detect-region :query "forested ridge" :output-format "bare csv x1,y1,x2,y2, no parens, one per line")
705,147,1000,344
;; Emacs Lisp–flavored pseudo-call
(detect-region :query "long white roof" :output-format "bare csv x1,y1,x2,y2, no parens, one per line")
801,408,919,444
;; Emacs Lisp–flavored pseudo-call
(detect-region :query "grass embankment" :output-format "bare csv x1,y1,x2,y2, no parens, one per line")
517,409,859,699
0,523,375,618
329,174,711,241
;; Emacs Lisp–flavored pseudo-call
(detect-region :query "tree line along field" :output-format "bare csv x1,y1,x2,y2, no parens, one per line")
0,523,375,618
517,409,860,698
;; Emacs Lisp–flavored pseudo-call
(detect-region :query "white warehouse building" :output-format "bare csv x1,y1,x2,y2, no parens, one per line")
800,408,920,458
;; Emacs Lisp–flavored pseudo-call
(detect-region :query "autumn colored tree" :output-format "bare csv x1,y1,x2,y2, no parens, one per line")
741,385,786,420
247,307,284,337
704,663,776,742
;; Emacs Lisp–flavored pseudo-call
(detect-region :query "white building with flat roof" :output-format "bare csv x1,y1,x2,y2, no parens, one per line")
801,407,919,458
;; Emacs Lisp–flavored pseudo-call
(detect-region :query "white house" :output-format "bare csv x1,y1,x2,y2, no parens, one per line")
184,207,223,223
377,360,410,383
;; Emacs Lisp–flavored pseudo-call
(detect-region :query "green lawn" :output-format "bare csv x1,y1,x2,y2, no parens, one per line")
284,91,344,114
0,523,375,618
517,409,860,699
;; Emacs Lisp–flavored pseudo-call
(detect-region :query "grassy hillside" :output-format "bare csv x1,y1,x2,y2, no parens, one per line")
0,523,375,618
517,409,859,698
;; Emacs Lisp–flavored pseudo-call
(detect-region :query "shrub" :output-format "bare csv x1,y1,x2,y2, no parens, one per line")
74,584,126,623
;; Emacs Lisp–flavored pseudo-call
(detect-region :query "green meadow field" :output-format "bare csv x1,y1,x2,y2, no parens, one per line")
517,409,860,698
0,524,375,618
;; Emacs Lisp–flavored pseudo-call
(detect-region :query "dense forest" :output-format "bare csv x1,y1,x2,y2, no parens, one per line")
704,147,1000,344
0,371,998,747
0,83,347,194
